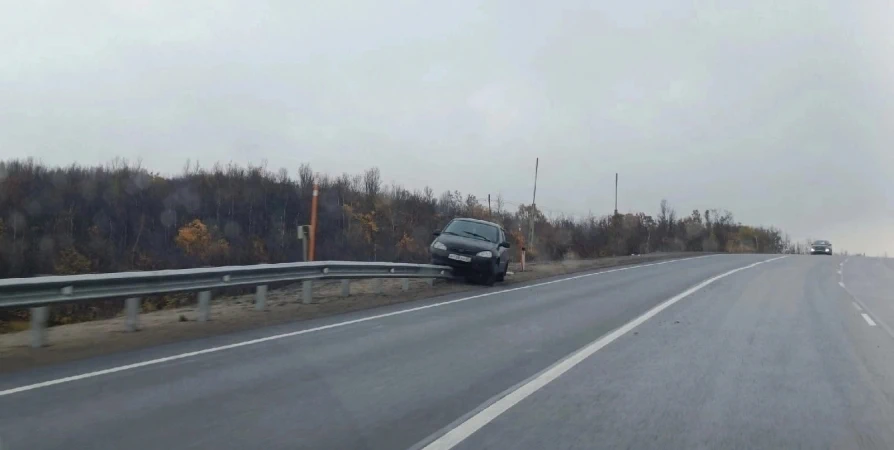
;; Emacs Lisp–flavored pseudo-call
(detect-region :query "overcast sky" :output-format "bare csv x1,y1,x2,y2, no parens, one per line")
2,0,892,254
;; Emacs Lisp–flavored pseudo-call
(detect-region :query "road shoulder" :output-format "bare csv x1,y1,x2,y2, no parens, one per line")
0,253,696,373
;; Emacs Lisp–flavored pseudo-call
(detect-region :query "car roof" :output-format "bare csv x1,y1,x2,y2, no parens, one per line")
812,240,831,244
450,217,503,229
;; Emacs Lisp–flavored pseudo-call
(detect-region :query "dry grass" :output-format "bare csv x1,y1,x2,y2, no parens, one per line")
1,320,30,333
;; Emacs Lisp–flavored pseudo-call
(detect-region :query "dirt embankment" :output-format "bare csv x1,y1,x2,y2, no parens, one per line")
0,252,695,372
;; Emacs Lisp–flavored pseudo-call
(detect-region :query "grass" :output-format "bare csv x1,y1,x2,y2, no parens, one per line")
0,320,30,333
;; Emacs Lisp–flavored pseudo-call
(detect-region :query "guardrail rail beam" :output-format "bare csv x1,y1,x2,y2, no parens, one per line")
0,260,454,348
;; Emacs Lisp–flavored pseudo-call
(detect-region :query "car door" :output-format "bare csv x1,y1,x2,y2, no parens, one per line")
497,228,508,267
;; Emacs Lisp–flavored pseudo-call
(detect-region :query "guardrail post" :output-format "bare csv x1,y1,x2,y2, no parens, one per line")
302,280,313,304
198,290,211,322
402,278,409,291
125,297,141,332
341,279,350,297
427,278,434,287
374,279,384,294
255,285,268,311
30,306,48,348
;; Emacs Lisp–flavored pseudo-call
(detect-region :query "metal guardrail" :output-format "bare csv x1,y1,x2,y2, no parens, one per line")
0,261,454,347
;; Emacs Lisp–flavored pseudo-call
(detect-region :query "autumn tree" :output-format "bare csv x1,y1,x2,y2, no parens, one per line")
54,247,92,275
175,219,212,257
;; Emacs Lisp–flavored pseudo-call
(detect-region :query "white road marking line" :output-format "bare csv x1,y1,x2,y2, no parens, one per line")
0,255,714,398
419,256,787,450
852,302,863,311
840,282,894,340
838,281,846,288
862,313,877,327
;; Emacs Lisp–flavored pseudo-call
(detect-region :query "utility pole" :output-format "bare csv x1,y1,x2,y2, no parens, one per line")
614,173,618,216
488,194,492,217
309,181,319,261
529,158,539,251
646,228,651,254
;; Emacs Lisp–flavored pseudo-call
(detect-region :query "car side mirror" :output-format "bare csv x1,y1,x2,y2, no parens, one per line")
433,230,441,237
499,241,511,248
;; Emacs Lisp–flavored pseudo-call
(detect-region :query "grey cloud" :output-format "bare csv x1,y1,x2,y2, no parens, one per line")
1,0,892,254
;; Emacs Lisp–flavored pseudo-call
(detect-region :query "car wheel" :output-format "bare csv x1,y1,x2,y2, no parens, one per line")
495,261,508,282
480,263,498,286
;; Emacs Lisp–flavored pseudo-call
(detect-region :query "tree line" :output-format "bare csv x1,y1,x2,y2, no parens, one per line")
0,157,798,281
0,158,802,328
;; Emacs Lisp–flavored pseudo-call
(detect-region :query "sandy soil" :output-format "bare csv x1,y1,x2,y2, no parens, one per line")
0,253,693,372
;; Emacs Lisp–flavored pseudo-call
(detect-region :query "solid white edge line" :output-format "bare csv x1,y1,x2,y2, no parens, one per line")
0,255,714,397
852,302,863,311
419,255,787,450
862,313,877,327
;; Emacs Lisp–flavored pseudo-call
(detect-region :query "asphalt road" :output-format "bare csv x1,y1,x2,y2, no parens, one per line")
3,254,894,449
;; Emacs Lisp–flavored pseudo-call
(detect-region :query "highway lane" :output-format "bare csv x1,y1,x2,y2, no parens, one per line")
4,254,888,449
840,256,894,338
444,255,894,450
0,254,761,450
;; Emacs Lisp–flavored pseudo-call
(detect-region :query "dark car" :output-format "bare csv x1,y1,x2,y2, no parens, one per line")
430,218,511,285
810,240,833,255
